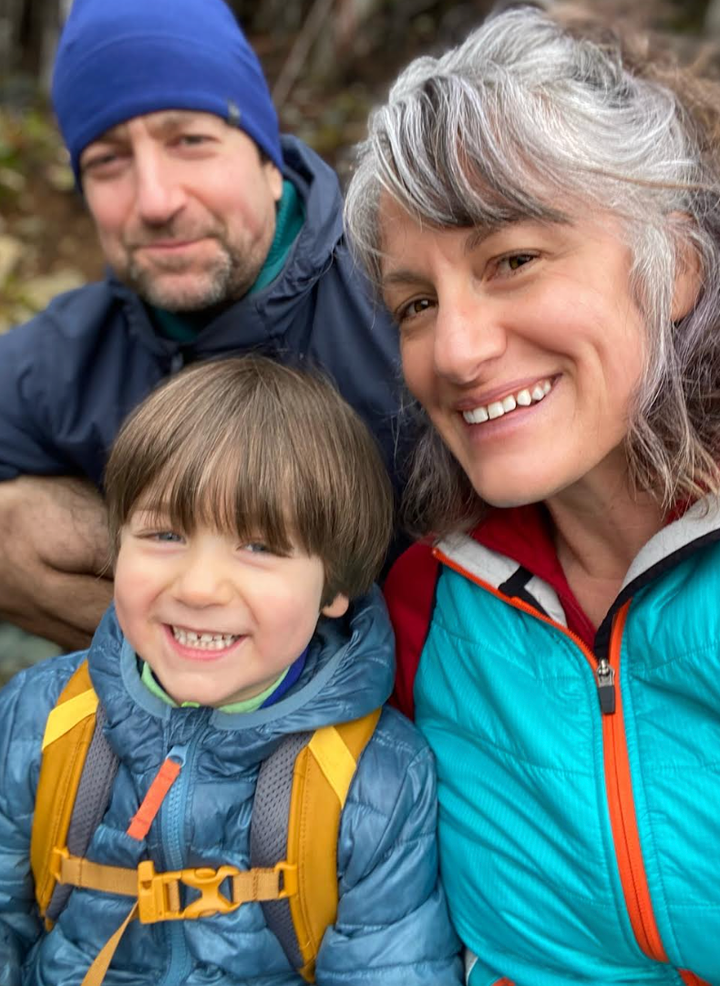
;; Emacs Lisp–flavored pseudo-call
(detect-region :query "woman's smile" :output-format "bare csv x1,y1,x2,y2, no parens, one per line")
460,376,555,425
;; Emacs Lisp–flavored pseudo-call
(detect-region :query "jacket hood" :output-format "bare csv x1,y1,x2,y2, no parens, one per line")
87,586,394,775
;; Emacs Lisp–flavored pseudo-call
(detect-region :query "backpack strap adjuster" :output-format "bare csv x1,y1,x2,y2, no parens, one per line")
136,859,298,923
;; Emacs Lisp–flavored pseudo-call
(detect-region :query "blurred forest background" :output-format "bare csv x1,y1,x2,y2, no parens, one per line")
1,0,719,334
0,0,719,677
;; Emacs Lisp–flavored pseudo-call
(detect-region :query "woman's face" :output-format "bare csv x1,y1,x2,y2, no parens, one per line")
380,200,648,507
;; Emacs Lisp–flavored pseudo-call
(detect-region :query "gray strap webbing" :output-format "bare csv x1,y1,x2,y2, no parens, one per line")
45,703,119,921
250,731,310,972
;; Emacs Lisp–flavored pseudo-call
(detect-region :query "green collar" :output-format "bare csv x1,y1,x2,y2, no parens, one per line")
149,179,305,342
140,660,289,714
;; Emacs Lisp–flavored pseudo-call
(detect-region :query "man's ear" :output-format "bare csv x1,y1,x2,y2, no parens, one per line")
671,227,703,321
321,594,350,619
266,161,283,204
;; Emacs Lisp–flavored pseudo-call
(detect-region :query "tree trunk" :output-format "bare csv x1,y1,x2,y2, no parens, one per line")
706,0,720,33
0,0,65,92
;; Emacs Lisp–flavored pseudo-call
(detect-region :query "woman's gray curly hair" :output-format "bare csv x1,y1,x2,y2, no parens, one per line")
344,3,720,536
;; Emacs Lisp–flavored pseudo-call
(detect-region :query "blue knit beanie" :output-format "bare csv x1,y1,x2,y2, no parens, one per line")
52,0,283,182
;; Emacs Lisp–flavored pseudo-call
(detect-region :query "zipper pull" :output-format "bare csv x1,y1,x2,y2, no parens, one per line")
126,746,187,841
595,659,616,715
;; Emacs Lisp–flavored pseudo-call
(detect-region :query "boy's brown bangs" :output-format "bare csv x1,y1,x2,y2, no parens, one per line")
106,356,394,597
128,415,303,555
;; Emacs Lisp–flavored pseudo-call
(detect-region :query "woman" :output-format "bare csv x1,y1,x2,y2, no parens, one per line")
345,7,720,986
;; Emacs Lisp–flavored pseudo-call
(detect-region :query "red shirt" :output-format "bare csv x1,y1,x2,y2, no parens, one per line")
385,504,595,719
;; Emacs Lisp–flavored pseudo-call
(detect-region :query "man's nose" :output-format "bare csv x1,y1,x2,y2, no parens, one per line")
133,151,186,227
433,293,507,384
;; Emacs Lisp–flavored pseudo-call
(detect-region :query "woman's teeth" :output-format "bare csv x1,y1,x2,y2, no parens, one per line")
462,378,553,425
172,627,238,650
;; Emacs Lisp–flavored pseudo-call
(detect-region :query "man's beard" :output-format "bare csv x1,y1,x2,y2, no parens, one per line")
119,230,265,313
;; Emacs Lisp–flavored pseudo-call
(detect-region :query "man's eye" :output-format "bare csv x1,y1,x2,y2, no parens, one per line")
177,134,210,147
83,152,120,171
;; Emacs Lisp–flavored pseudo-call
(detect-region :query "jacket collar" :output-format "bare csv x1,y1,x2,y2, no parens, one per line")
437,494,720,647
86,586,393,773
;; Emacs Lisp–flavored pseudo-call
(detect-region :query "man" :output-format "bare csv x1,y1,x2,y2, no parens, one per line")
0,0,401,650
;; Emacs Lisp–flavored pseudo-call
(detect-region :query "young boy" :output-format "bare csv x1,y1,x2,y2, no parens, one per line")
0,357,462,985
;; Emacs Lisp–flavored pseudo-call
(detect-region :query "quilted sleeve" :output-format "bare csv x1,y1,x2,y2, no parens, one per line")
0,668,48,984
315,707,463,986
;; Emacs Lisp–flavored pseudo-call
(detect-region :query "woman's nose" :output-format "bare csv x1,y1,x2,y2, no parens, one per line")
433,297,507,384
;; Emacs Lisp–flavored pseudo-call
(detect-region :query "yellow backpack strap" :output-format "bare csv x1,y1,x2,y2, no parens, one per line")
250,708,381,983
30,659,99,924
290,708,382,981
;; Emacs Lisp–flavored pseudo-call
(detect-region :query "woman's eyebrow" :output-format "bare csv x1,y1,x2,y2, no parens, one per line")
381,268,432,290
464,223,505,253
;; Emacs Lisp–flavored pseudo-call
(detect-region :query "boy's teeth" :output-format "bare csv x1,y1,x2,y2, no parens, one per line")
172,626,238,650
462,378,553,425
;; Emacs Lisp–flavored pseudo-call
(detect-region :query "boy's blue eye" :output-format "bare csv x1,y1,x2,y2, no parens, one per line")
243,542,269,554
153,531,182,542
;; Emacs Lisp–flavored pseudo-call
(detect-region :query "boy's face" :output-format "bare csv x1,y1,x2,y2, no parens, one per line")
114,512,349,708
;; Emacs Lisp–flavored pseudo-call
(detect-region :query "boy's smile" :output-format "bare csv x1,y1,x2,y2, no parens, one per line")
114,514,348,707
169,624,243,655
165,623,245,660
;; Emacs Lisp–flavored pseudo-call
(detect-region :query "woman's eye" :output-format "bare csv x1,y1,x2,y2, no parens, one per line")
396,297,435,323
496,253,536,275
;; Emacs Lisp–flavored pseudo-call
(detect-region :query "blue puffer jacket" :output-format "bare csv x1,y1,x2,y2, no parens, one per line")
0,589,462,986
0,136,403,492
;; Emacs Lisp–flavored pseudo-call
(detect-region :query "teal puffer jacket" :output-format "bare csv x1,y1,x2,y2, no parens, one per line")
395,498,720,986
0,588,462,986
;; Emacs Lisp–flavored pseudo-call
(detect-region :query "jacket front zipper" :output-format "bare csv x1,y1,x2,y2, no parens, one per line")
433,547,709,981
159,737,197,986
600,601,667,962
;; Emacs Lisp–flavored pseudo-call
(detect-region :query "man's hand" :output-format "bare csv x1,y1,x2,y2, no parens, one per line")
0,476,113,650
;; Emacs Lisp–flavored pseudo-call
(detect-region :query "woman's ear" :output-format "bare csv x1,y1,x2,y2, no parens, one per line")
671,229,703,321
321,594,350,619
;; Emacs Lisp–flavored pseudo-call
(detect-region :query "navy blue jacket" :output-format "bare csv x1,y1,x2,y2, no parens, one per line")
0,137,403,490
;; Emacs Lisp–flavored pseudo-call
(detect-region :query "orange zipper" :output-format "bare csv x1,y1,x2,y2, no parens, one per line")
432,548,705,978
679,972,711,986
602,601,667,962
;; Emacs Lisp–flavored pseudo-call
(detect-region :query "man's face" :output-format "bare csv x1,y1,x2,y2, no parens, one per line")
79,110,283,311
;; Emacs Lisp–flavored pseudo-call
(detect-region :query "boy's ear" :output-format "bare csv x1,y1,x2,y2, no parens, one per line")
321,593,350,619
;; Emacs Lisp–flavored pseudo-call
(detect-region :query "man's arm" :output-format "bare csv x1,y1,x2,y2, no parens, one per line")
0,477,113,650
